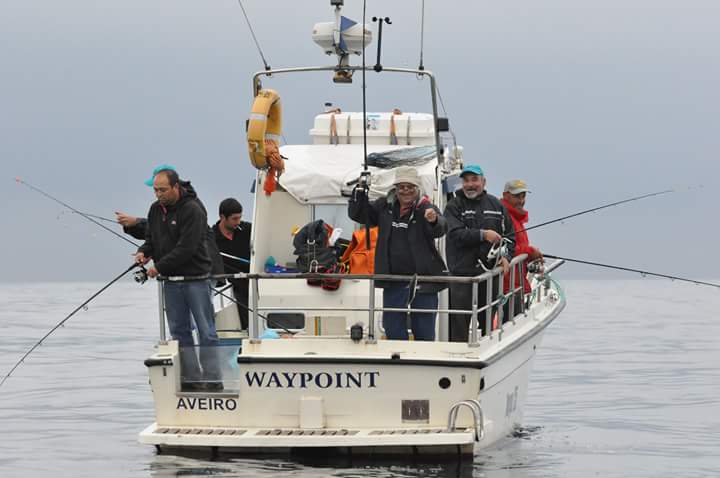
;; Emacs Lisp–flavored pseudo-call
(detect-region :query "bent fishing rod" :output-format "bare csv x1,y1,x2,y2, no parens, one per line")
15,177,140,248
543,254,720,289
18,177,278,327
0,263,139,388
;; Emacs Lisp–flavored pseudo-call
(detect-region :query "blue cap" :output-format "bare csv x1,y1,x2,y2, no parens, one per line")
144,164,176,186
460,164,484,177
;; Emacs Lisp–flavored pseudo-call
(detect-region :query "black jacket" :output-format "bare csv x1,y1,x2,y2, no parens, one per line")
137,181,212,276
444,189,516,275
212,221,252,275
348,186,448,292
128,215,225,275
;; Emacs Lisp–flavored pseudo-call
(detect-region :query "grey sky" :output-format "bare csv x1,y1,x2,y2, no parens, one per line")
1,0,717,282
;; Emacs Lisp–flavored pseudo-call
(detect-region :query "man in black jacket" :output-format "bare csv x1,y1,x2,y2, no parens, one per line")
348,166,448,341
444,165,515,342
212,198,252,330
134,168,223,392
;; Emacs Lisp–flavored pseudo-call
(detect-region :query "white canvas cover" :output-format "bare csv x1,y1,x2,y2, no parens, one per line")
277,144,438,204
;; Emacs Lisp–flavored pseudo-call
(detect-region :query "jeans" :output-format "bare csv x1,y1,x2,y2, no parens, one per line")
382,285,438,341
164,280,221,383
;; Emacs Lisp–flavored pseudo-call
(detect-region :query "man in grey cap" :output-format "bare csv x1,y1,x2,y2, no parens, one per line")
501,179,542,320
348,166,448,341
444,165,515,342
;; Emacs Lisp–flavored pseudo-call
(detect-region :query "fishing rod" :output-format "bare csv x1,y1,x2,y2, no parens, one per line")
16,177,140,248
0,263,139,388
220,252,250,264
544,254,720,289
73,211,116,223
360,0,372,250
57,210,116,223
522,189,674,234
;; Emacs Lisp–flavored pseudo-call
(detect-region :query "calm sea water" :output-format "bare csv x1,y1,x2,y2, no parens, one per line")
0,280,718,477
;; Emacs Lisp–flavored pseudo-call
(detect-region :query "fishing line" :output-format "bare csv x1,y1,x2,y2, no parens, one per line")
16,177,141,248
211,285,294,335
544,254,720,289
0,263,139,388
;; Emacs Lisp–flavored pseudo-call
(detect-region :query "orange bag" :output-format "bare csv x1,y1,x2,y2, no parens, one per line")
340,227,378,274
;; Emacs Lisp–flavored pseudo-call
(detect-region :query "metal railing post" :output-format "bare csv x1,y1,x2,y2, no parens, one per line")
485,275,493,337
509,263,516,321
157,280,166,342
251,277,260,339
367,279,376,342
470,281,479,346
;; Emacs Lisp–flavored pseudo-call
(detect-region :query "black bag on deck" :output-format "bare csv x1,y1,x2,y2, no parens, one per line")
293,220,337,273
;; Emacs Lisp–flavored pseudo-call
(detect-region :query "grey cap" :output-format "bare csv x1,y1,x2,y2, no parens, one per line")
504,179,530,194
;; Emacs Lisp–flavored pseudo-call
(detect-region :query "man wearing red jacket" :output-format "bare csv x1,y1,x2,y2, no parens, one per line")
501,179,542,321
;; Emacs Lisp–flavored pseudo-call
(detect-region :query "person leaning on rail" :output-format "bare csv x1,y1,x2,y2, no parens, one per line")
348,166,448,341
444,164,516,342
501,179,543,322
134,166,223,393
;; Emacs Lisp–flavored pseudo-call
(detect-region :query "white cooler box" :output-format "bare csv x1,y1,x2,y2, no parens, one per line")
310,112,435,146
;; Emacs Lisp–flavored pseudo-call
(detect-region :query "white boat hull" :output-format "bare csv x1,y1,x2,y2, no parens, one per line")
139,287,564,455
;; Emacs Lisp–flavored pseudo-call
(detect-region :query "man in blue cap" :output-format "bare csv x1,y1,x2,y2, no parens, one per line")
444,165,515,342
115,164,225,276
133,166,224,392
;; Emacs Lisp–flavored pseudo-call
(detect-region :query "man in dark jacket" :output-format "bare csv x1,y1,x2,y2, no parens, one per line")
444,165,515,342
212,198,252,330
348,166,448,341
134,167,223,392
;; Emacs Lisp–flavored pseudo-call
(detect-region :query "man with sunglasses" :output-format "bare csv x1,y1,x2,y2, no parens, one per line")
348,166,448,341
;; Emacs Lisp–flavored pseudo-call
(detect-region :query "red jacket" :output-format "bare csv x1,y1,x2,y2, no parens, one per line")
501,199,538,294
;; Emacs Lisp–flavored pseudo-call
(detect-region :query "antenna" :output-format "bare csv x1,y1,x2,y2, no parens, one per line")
372,16,392,72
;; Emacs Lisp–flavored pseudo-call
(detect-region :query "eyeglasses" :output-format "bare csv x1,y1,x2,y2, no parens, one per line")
396,184,417,192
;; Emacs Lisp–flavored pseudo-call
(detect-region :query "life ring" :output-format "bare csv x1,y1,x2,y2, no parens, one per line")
247,89,282,169
247,89,285,195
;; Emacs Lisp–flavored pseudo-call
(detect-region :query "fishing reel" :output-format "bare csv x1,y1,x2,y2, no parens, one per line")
477,237,511,272
527,259,545,274
487,240,509,262
133,265,149,285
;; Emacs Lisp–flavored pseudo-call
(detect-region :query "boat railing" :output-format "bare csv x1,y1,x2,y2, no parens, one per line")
152,254,563,347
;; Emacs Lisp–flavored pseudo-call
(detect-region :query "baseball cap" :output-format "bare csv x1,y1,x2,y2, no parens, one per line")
459,164,484,177
504,179,530,195
144,164,177,187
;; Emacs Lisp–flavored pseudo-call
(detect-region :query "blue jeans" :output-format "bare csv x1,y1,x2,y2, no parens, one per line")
164,280,221,383
382,285,438,341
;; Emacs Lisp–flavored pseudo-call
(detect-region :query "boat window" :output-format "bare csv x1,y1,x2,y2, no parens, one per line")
313,205,358,240
267,312,305,329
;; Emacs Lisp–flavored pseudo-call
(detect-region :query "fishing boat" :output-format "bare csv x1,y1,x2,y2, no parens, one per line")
138,1,566,456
